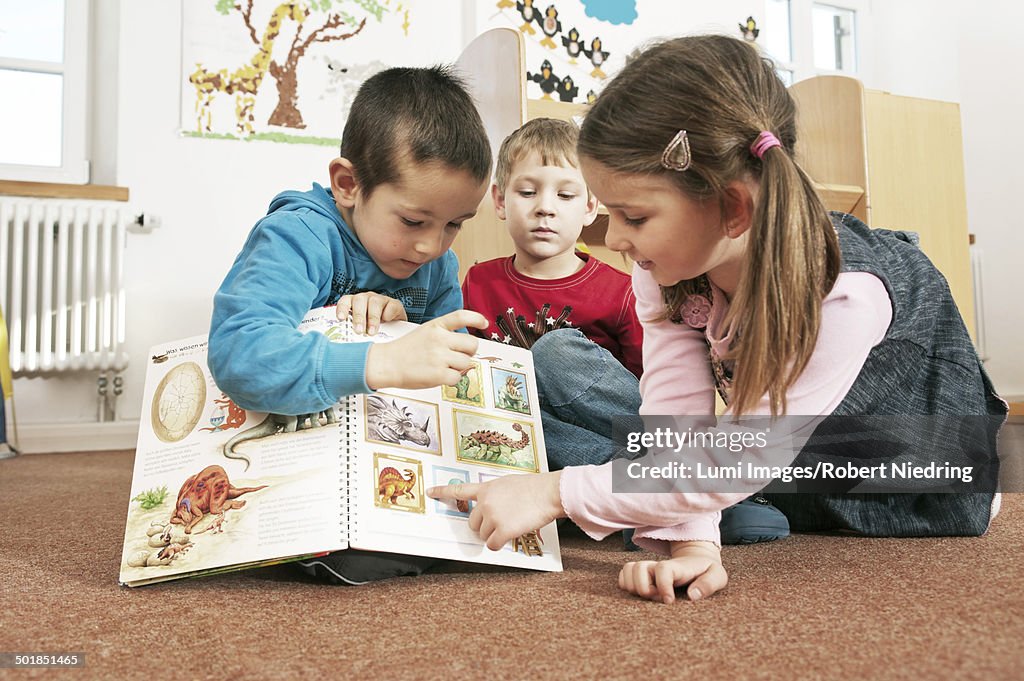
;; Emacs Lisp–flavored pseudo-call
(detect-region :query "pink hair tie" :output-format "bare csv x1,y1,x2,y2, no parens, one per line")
750,131,782,159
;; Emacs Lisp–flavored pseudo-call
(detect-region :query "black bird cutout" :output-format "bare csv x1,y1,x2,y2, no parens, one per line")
562,27,583,63
558,75,578,103
583,37,609,79
516,0,540,35
739,16,760,41
527,59,560,99
538,4,562,50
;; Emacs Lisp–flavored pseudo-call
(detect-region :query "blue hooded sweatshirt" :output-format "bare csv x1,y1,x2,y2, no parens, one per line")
208,183,463,414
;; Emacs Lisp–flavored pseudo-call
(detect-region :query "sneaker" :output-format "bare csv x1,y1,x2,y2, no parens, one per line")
296,549,438,585
622,528,641,552
719,495,790,545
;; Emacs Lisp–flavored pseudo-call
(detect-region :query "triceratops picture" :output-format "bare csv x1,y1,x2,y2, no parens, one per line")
373,452,424,514
364,393,440,455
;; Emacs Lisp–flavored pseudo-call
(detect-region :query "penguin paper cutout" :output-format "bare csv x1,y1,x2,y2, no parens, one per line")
739,16,760,41
562,26,583,63
583,37,610,79
558,75,578,103
527,59,560,100
586,89,597,105
517,0,540,35
538,5,562,50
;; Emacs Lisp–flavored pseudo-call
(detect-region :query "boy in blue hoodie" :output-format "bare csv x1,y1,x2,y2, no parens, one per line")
209,66,491,584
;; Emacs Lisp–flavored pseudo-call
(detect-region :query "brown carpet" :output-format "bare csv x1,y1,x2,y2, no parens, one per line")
1,449,1021,680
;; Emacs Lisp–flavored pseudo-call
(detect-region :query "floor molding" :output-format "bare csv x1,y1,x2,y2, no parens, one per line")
11,420,139,454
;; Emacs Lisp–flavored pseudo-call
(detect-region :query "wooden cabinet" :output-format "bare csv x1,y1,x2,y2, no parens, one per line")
453,28,627,280
790,75,976,337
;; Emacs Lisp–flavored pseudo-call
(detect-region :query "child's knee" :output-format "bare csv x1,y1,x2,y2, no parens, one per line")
532,328,596,374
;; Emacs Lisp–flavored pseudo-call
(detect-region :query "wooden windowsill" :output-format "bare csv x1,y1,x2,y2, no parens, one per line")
0,180,129,202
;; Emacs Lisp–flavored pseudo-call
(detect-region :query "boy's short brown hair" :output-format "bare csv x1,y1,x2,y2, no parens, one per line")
494,117,581,192
340,65,492,198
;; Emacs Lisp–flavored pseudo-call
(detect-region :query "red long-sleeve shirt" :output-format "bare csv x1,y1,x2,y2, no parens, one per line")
461,253,643,378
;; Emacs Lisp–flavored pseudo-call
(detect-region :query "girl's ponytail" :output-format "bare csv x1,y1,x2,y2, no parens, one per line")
724,137,840,416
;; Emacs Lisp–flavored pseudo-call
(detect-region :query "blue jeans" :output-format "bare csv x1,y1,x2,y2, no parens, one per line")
531,329,642,470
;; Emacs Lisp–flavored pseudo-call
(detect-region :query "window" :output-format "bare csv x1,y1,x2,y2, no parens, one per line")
764,0,794,85
812,3,857,72
764,0,868,84
0,0,89,184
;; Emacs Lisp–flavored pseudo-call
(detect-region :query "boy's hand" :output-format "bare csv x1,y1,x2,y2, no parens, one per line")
364,310,488,391
618,541,727,604
427,471,564,550
337,292,407,336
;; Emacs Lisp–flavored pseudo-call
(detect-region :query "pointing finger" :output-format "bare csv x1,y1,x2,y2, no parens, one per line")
426,482,481,501
428,309,489,332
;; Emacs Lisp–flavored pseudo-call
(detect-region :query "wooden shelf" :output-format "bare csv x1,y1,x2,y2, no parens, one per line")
815,182,865,215
0,180,129,202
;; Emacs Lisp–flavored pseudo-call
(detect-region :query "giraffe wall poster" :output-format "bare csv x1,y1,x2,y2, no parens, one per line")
180,0,457,146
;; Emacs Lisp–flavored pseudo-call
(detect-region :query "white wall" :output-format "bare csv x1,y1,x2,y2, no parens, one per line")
957,1,1024,398
867,0,1024,398
9,0,1022,452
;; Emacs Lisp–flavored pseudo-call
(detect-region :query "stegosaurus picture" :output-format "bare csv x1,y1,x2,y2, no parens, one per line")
453,409,538,473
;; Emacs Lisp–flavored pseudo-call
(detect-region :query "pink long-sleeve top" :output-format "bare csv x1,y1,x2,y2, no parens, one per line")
559,266,893,553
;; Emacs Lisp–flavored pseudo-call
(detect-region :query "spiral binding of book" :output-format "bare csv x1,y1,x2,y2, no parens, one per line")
339,318,357,542
341,393,358,541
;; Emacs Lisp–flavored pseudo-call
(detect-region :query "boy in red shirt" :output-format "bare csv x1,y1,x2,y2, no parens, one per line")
462,117,643,474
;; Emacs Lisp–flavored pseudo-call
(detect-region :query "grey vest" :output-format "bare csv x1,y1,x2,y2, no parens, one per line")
766,213,1006,536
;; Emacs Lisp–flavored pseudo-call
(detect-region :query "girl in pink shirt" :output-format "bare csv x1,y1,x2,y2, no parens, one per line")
429,35,1004,604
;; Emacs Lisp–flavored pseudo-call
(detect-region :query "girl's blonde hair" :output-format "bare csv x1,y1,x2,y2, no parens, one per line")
578,35,841,416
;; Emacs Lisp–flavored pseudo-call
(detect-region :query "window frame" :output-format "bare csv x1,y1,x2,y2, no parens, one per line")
777,0,872,84
0,0,90,184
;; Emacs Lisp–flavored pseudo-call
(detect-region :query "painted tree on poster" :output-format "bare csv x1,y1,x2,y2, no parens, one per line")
194,0,389,134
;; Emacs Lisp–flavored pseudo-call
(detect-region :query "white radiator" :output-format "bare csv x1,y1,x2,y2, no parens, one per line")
1,198,129,374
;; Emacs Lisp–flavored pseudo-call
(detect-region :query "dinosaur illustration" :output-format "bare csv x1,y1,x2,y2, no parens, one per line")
156,542,193,563
447,477,470,514
454,371,473,400
194,512,228,535
496,375,528,413
460,424,531,462
170,465,268,534
365,396,431,447
378,467,417,505
512,530,544,556
201,395,246,432
189,2,307,135
222,409,336,470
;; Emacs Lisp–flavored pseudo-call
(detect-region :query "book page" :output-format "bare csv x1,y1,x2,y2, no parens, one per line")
119,333,347,586
340,320,563,572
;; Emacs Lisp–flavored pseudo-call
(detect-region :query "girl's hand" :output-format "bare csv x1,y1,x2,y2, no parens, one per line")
364,310,488,391
337,292,408,336
618,541,728,604
427,471,565,550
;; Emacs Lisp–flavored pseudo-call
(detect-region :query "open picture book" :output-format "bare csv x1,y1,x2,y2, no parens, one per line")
119,307,562,586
